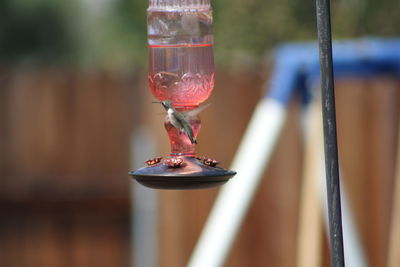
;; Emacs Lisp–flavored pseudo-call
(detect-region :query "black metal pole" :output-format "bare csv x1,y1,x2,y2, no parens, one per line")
315,0,345,266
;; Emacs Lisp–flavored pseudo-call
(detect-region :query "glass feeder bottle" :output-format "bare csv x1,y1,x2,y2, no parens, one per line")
148,0,214,156
130,0,235,190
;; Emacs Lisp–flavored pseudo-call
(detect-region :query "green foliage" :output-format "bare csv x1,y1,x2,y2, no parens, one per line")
0,0,80,66
212,0,400,65
331,0,400,37
212,0,316,64
107,0,148,67
2,0,400,68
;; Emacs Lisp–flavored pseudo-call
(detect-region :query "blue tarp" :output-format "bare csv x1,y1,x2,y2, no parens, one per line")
267,38,400,105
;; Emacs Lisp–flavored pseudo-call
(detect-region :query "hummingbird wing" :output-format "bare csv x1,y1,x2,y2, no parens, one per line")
174,111,197,144
183,122,197,144
183,103,211,118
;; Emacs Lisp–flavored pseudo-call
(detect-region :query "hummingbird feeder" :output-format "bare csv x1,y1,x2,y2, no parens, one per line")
129,0,236,189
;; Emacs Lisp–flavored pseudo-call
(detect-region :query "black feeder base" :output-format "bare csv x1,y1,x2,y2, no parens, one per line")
129,157,236,190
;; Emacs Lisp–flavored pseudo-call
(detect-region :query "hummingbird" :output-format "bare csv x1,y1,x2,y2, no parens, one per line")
153,100,210,144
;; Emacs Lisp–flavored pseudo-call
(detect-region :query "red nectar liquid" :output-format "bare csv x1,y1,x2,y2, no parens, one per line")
148,44,214,107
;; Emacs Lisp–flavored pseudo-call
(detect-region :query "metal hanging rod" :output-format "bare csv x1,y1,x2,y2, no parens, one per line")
315,0,346,266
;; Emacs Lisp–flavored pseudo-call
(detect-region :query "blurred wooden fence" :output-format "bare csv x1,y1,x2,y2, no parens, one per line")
0,67,399,267
0,69,136,267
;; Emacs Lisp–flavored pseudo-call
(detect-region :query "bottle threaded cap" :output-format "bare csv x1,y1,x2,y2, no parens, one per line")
149,0,211,9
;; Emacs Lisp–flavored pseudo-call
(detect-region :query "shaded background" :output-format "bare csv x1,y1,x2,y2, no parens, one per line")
1,0,400,266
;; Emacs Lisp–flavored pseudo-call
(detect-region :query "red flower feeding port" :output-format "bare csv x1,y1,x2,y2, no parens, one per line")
129,0,236,190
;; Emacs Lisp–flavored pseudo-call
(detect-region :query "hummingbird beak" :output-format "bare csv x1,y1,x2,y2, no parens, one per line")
152,101,168,110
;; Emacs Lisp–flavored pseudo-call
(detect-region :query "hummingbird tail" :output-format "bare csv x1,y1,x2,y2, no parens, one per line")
189,135,197,144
